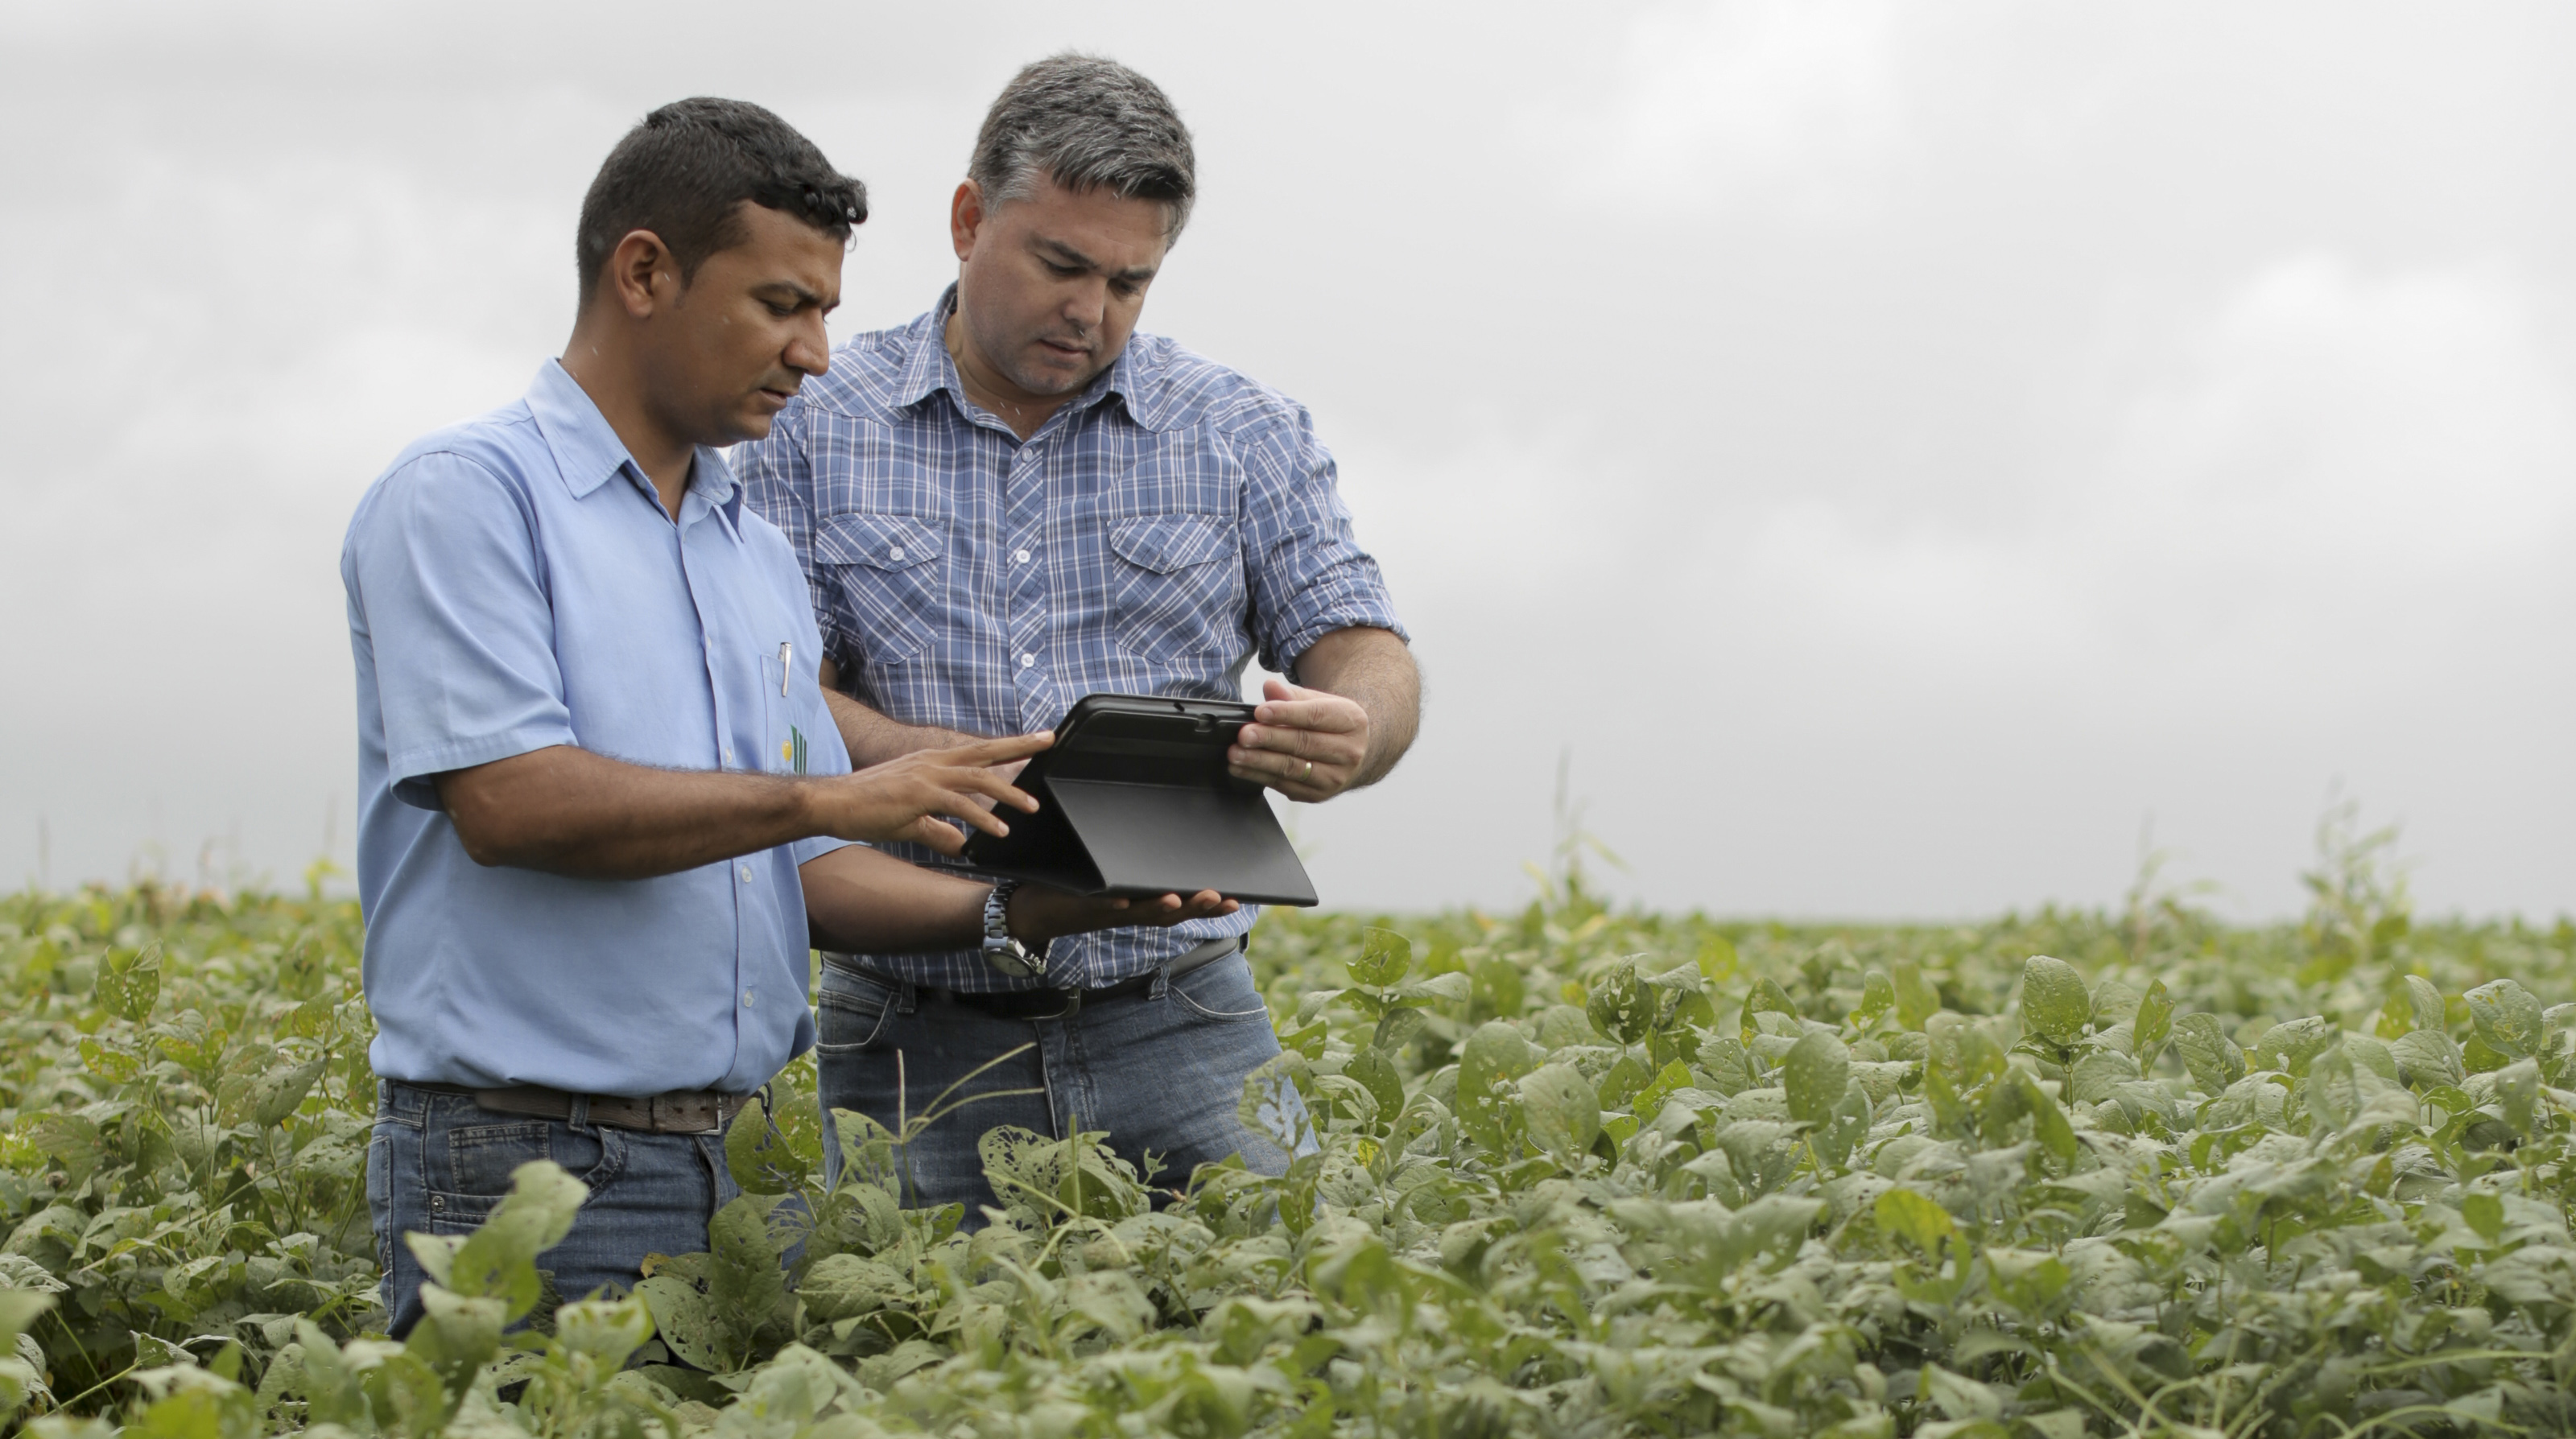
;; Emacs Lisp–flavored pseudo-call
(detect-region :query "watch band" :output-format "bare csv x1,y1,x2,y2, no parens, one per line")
981,879,1046,979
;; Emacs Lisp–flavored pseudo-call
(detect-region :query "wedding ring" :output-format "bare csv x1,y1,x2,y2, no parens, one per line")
1302,760,1314,777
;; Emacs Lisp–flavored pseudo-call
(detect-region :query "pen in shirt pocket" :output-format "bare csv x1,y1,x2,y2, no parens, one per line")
778,641,791,696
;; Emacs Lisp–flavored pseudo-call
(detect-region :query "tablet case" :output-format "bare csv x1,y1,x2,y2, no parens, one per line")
956,694,1319,906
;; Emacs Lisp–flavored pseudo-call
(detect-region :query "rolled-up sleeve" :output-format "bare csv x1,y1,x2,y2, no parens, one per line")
347,451,577,808
1234,404,1409,675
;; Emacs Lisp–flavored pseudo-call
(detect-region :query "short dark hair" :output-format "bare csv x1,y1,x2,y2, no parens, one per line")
970,54,1195,241
576,97,866,300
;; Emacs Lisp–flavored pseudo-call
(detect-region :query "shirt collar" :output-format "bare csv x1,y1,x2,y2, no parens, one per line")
524,358,742,531
897,284,1177,434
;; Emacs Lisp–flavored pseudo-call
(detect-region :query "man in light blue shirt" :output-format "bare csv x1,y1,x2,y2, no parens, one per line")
345,98,1228,1336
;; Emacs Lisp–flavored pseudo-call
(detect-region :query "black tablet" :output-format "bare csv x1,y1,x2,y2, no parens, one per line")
955,693,1319,906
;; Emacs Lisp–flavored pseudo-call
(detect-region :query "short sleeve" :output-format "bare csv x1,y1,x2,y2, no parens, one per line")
1233,405,1410,675
347,451,578,808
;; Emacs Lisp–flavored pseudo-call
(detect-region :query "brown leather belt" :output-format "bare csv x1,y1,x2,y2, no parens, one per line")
460,1084,751,1134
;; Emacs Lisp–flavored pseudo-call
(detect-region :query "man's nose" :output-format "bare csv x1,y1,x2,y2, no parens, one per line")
787,311,831,376
1064,278,1107,331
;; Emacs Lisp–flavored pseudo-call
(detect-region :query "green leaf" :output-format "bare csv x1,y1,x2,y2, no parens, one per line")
2132,979,2174,1061
2174,1013,2247,1093
706,1193,790,1334
635,1273,722,1372
726,1098,810,1196
97,946,161,1023
1457,1020,1536,1152
2496,1057,2539,1136
445,1159,586,1319
1369,1005,1426,1053
1875,1187,1955,1256
1393,971,1471,1007
1348,928,1413,988
2016,1071,2078,1167
1891,962,1941,1031
1518,1063,1600,1163
1696,1034,1754,1095
2392,1028,2465,1089
1854,971,1896,1029
1344,1048,1406,1124
2462,1191,2505,1243
799,1252,911,1323
1587,959,1657,1045
248,1058,324,1129
1741,976,1800,1042
2019,956,2091,1048
1239,1051,1315,1155
2406,975,2447,1033
1782,1031,1852,1125
2466,979,2542,1059
553,1296,654,1366
1468,955,1525,1020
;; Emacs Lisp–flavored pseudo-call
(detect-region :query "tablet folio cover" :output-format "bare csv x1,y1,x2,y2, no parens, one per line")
956,694,1319,906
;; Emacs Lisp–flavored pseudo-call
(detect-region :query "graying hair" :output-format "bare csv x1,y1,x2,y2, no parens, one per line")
970,53,1195,241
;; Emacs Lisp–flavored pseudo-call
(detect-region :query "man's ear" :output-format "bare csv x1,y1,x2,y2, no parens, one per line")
950,180,986,262
605,229,679,320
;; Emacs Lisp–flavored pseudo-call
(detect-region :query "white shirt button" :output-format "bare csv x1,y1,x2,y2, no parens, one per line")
721,745,733,763
889,546,906,562
737,864,753,881
1020,653,1036,667
741,989,756,1007
1013,548,1030,564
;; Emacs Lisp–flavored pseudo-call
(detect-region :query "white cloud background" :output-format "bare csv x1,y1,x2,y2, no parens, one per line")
2,1,2572,920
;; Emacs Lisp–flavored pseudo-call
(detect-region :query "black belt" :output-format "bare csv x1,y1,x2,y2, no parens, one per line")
864,934,1245,1021
415,1082,751,1134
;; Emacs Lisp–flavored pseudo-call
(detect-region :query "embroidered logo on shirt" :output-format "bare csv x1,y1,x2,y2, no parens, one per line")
782,725,807,773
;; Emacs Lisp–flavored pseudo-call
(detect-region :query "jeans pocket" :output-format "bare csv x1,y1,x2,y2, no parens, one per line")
425,1107,613,1232
1167,955,1271,1024
815,967,900,1053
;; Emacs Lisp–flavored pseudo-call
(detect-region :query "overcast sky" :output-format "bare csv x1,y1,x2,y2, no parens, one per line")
4,1,2573,920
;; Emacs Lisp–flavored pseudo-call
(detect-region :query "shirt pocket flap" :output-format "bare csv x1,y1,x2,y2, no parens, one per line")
815,513,944,571
1108,513,1233,574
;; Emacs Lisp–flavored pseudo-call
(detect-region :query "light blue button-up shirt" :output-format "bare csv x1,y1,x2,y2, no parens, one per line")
739,287,1406,992
341,361,852,1096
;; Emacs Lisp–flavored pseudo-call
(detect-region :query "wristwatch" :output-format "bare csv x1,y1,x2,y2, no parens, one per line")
981,879,1047,979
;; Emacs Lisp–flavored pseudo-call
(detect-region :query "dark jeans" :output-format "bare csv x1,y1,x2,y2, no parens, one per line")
814,950,1315,1221
365,1079,741,1337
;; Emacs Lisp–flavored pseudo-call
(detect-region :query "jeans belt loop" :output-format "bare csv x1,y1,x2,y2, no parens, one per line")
897,978,918,1016
568,1094,592,1132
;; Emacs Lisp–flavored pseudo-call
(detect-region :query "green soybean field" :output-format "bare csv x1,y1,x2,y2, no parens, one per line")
6,820,2576,1439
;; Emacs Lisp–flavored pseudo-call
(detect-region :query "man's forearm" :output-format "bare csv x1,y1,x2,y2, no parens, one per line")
1294,626,1421,787
436,745,815,880
819,659,982,765
799,844,989,952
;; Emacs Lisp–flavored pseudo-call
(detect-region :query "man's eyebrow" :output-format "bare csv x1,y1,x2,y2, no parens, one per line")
1034,236,1157,283
755,278,835,309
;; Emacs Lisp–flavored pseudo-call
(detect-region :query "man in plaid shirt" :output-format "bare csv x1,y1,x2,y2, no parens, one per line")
738,54,1417,1217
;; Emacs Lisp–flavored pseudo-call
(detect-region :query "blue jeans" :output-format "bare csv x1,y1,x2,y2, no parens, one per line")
814,950,1313,1221
366,1079,741,1337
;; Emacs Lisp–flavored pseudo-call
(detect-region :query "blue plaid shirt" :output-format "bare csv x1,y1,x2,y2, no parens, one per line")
737,287,1406,991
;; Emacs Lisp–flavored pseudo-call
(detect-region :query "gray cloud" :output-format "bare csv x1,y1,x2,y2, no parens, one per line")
3,1,2571,921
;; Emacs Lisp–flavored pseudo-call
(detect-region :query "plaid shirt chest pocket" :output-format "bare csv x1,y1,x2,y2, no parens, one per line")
1107,511,1247,662
815,512,949,672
